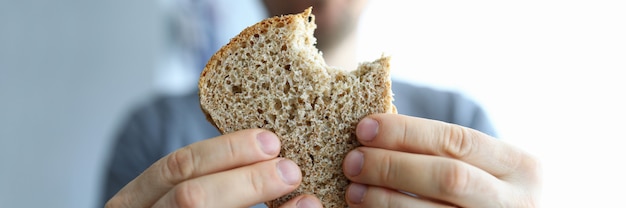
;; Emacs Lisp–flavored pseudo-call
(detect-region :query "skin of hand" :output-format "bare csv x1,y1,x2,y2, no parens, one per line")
105,114,540,208
104,129,323,208
343,114,542,207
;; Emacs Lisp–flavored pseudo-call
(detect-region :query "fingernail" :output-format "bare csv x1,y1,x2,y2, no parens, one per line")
343,150,364,177
347,183,367,204
257,131,280,155
277,159,301,185
356,118,378,142
296,196,319,208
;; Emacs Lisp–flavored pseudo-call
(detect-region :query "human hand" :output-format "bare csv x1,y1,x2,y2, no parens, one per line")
105,129,322,208
343,114,541,207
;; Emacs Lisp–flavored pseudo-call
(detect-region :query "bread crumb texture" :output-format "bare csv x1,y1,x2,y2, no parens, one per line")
199,7,395,208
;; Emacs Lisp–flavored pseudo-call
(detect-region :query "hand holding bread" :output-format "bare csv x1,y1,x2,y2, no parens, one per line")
342,114,541,207
105,129,322,207
105,115,541,207
106,7,541,208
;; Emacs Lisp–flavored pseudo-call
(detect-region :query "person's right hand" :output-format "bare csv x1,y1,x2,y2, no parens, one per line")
105,129,322,208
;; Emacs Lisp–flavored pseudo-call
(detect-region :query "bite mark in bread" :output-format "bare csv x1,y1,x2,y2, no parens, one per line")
198,7,396,208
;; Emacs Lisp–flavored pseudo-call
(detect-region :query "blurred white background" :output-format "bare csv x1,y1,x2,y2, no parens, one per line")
1,0,624,207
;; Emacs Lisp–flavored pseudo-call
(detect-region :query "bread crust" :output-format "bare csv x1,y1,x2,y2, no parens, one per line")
198,7,395,208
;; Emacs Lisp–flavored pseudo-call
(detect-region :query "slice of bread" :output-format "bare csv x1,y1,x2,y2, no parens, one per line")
198,7,396,208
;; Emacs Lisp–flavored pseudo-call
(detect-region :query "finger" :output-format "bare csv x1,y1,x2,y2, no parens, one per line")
343,147,508,207
153,158,302,208
106,129,280,208
278,194,323,208
356,114,532,177
346,183,456,208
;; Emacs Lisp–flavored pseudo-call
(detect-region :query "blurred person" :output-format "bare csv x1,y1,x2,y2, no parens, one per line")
103,0,541,207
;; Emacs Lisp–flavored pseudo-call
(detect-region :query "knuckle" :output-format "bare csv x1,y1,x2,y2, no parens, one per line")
225,135,238,159
163,146,196,184
523,154,543,183
400,119,412,148
519,154,543,206
173,181,206,208
247,169,265,195
381,189,397,208
379,153,396,185
442,124,476,159
439,162,471,197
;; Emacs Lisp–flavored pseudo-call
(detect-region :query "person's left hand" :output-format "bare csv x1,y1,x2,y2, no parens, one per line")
343,114,541,207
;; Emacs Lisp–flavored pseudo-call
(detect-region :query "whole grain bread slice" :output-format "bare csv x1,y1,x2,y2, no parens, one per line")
198,7,396,208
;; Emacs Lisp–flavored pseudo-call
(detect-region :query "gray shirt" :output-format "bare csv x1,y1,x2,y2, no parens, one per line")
102,80,497,206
